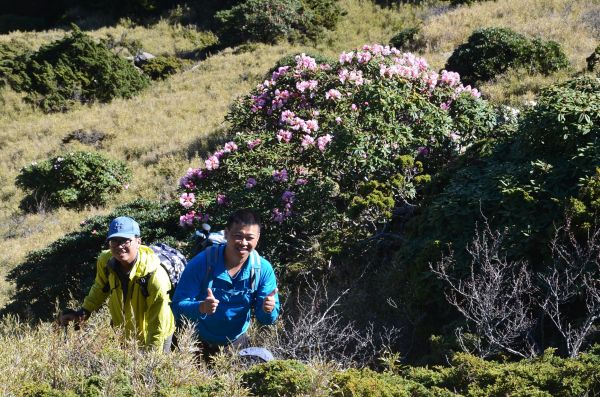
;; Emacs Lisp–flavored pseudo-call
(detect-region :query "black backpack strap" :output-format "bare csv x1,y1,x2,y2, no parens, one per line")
102,258,115,293
136,271,155,298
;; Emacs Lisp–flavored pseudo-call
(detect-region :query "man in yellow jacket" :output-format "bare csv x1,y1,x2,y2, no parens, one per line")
59,216,175,352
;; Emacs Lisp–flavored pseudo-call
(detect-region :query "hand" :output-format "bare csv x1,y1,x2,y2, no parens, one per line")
200,288,219,315
262,288,278,314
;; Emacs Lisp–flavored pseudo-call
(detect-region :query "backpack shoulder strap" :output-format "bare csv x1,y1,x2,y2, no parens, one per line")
249,250,261,294
203,245,220,292
136,271,155,298
102,258,116,293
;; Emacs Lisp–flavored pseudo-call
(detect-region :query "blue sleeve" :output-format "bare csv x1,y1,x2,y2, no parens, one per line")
254,258,280,325
171,252,207,321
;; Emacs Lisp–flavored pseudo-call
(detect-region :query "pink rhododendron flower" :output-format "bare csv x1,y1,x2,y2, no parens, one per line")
338,69,349,83
281,190,296,203
290,117,306,131
351,103,358,111
179,211,196,227
271,66,290,81
357,51,372,64
216,194,228,205
213,150,225,159
440,70,461,87
440,102,450,111
280,110,296,124
295,178,308,185
339,51,354,64
335,116,342,124
317,134,333,152
273,169,289,182
179,192,195,208
348,70,364,85
205,155,219,170
223,141,238,153
301,134,315,149
246,177,257,189
296,80,318,93
295,53,318,71
303,119,319,133
247,138,262,150
277,129,293,143
325,89,342,101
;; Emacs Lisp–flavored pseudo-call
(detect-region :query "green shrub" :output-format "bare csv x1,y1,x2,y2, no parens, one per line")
241,360,314,396
0,41,29,88
449,0,488,5
377,75,600,360
215,0,341,45
17,382,76,397
331,368,434,397
586,45,600,73
16,151,131,211
389,27,425,52
175,46,497,278
445,27,569,85
2,199,187,321
10,26,150,112
139,55,185,80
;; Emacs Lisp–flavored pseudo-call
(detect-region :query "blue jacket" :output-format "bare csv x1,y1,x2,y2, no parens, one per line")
171,245,280,345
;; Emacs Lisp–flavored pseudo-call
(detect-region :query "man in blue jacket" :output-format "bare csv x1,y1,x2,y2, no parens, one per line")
172,209,279,360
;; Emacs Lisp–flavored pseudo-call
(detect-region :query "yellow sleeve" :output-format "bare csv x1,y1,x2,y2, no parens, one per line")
144,266,175,350
81,251,111,313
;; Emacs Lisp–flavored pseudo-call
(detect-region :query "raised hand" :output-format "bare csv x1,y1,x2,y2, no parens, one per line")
262,288,278,314
200,288,220,315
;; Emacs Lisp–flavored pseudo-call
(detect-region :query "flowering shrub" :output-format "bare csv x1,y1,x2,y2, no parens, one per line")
177,45,496,273
16,151,131,211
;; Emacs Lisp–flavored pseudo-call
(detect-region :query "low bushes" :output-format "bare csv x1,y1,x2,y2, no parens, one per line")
8,26,150,112
587,44,600,73
139,55,185,80
445,27,570,85
389,27,425,52
2,199,186,321
241,360,315,396
16,151,131,211
214,0,342,45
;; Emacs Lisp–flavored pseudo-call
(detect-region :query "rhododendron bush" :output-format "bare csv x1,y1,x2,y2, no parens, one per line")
177,45,497,273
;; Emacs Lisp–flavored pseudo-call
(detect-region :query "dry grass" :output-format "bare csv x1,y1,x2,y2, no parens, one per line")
0,0,598,310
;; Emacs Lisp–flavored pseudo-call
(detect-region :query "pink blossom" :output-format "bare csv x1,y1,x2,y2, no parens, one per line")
213,150,225,159
179,192,195,208
296,166,308,175
295,53,318,71
351,103,358,111
179,211,198,227
123,183,129,190
280,110,296,124
295,178,308,185
273,169,289,182
281,190,296,203
335,116,342,124
338,69,349,83
247,138,262,150
290,117,306,131
216,194,228,205
348,70,364,85
440,70,461,87
339,51,354,64
317,134,333,152
271,65,290,80
440,102,450,111
205,155,219,170
277,129,293,143
301,134,315,149
303,119,319,133
357,51,372,64
223,141,238,153
272,208,286,223
246,177,257,189
325,89,342,101
179,175,195,190
296,80,318,93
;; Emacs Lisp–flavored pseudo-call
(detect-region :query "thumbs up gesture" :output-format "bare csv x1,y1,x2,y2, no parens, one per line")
200,288,219,315
262,288,278,314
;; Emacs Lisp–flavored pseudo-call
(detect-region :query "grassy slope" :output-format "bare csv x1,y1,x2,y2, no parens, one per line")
0,0,597,308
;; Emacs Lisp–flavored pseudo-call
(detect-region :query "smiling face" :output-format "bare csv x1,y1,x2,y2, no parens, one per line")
224,223,261,268
109,236,141,268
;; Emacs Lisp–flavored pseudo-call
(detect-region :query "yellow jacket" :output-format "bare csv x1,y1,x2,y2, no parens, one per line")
82,245,175,349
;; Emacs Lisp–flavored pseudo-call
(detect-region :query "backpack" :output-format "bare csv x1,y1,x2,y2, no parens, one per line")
202,245,262,299
137,243,187,298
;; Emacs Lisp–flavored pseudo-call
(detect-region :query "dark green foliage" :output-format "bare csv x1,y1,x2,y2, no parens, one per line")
390,27,424,52
449,0,488,5
0,41,29,88
241,360,314,396
214,0,341,46
1,199,187,321
445,27,570,85
586,45,600,73
9,26,150,112
16,151,131,211
139,55,184,80
377,75,600,360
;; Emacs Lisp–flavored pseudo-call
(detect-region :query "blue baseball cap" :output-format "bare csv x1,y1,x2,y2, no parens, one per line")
107,216,140,240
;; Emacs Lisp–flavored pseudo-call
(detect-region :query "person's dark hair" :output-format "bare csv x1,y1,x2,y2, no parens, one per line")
226,208,262,230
